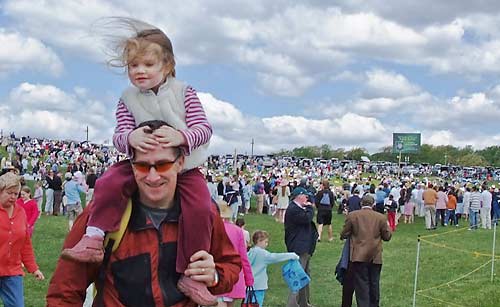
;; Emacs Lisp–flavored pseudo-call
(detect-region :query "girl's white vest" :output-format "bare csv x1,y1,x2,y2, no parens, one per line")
121,77,209,170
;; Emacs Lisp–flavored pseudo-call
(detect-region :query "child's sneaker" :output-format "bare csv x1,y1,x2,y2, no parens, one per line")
61,235,104,263
177,275,217,306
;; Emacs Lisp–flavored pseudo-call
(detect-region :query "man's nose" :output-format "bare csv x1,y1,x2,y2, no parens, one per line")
146,167,161,181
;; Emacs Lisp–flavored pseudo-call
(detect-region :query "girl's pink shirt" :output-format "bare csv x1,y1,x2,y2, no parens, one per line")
220,221,254,298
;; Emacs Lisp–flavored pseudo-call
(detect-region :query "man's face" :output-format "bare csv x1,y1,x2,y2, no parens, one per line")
131,145,184,208
294,193,308,205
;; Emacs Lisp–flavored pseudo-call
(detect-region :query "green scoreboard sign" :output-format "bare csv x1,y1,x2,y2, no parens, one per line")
392,133,421,153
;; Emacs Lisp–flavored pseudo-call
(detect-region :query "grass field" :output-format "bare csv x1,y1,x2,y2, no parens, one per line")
13,206,500,307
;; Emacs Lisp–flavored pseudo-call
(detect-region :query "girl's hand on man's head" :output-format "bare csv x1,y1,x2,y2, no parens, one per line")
129,126,159,153
153,125,186,148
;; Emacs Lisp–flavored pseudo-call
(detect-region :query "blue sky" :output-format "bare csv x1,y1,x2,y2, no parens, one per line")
1,0,500,155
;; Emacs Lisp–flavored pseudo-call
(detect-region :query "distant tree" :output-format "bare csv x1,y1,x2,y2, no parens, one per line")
345,147,368,161
477,146,500,166
331,148,345,159
370,146,396,162
271,143,499,167
320,144,333,159
456,153,488,167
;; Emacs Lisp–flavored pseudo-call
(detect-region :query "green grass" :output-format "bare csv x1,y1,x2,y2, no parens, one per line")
16,208,500,307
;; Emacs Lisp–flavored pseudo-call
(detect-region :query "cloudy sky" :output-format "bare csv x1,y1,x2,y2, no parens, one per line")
1,0,500,155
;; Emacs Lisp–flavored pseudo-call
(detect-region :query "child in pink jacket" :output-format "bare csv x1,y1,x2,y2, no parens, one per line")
218,203,254,306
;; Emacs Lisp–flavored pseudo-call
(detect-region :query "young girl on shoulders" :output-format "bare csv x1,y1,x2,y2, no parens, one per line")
61,17,214,305
247,230,299,307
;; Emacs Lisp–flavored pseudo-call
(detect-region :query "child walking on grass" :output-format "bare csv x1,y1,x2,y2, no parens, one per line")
61,17,215,306
247,230,299,306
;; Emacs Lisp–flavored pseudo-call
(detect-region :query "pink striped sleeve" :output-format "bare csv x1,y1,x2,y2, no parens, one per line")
179,86,212,155
113,100,136,155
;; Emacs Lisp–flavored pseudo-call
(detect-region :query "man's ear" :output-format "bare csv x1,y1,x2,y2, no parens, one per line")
176,154,185,171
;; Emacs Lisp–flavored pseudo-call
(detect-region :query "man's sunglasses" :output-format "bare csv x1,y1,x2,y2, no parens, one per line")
131,153,181,174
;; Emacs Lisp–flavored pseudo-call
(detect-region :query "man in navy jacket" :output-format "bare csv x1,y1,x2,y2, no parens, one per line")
285,187,318,307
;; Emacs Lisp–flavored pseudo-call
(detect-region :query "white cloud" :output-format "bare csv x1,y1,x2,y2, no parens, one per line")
256,73,315,97
331,70,364,83
9,83,78,111
3,1,500,153
2,83,114,142
363,69,420,98
0,29,63,76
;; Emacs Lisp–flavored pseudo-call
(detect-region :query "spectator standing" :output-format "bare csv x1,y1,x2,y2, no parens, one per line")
206,175,218,201
463,187,472,221
284,187,318,307
85,168,97,206
16,186,40,237
481,184,492,229
436,186,448,227
254,178,265,214
346,189,362,213
44,170,55,215
52,172,63,216
374,186,386,214
247,230,299,307
340,195,392,307
492,187,500,226
423,184,438,230
469,186,482,230
315,180,335,242
0,173,45,307
64,172,87,230
384,195,398,232
33,180,43,214
218,203,254,307
275,179,291,223
446,189,458,226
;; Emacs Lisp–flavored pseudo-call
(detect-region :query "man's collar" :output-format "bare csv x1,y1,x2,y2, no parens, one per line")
129,192,181,231
293,200,307,209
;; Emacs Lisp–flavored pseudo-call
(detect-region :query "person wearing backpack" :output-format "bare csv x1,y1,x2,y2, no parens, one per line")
315,180,335,242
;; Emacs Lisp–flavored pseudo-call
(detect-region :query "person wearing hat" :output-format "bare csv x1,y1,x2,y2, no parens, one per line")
340,195,392,307
284,187,318,307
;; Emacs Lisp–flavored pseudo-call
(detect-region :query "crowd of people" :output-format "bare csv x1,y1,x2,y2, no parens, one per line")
1,132,500,306
1,16,499,307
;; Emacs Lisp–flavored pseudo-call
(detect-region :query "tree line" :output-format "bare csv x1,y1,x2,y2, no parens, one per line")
274,144,500,167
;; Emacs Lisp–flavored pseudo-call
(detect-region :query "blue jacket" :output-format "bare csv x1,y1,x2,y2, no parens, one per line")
284,201,318,255
347,195,361,212
64,179,86,204
247,246,298,290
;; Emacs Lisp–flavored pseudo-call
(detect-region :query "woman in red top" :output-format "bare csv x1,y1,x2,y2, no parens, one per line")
0,172,44,307
16,186,40,237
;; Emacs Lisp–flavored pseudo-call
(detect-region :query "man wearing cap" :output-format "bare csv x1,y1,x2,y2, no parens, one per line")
340,195,392,307
285,187,318,307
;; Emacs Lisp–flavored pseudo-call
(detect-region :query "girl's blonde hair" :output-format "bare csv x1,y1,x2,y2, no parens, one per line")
0,172,21,192
95,17,176,77
252,230,269,245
